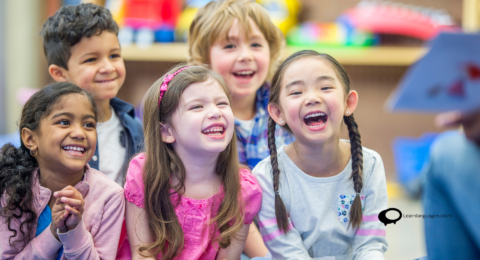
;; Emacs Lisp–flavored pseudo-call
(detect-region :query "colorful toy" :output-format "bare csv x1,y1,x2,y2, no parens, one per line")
256,0,300,35
286,21,377,47
341,0,459,41
175,0,212,43
107,0,181,45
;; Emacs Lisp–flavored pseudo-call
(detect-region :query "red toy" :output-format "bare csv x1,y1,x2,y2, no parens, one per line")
341,1,460,41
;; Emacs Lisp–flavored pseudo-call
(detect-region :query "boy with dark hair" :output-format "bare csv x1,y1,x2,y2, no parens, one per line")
41,3,143,185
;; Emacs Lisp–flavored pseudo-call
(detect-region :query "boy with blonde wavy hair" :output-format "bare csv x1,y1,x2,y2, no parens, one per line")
188,0,295,258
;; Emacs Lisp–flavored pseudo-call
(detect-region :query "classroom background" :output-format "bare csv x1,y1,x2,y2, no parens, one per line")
0,0,479,259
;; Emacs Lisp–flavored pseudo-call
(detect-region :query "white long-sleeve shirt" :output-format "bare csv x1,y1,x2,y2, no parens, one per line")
253,143,388,260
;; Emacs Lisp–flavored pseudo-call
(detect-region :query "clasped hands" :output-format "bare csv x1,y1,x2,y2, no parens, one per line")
49,185,85,240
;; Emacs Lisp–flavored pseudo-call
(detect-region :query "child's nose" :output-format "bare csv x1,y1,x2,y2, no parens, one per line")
99,59,115,73
207,106,222,119
237,45,253,62
70,125,86,139
304,91,323,106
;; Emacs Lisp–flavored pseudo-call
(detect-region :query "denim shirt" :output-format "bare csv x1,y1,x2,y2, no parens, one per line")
88,98,144,184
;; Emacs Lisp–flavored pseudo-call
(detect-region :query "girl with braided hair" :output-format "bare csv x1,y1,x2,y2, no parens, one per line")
253,50,388,259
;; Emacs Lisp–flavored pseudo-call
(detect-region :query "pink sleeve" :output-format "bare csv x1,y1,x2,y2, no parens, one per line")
0,220,63,260
0,195,63,260
124,153,147,208
58,190,126,260
239,168,262,224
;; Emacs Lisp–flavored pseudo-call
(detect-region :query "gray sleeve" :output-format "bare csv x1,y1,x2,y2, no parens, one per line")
253,160,313,260
352,151,388,260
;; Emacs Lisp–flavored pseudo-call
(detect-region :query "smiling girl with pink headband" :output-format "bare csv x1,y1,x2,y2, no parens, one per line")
123,65,262,259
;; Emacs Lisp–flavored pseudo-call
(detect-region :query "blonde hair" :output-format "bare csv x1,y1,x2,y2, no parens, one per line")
140,64,245,259
188,0,284,81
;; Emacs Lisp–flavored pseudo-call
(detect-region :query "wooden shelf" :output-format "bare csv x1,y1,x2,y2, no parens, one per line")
121,43,427,66
283,46,427,66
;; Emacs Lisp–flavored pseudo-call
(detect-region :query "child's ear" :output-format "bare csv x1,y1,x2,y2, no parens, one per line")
48,64,69,82
345,90,359,116
160,123,176,143
21,128,38,151
268,103,286,126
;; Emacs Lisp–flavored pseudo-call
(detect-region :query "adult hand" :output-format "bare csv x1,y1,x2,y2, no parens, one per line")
53,185,85,231
435,109,480,145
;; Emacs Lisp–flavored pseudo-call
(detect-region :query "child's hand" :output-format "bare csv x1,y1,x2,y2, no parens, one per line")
50,196,68,240
54,186,85,231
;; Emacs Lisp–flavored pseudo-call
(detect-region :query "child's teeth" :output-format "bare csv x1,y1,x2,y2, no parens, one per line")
308,122,326,128
203,126,224,134
305,112,325,119
236,71,253,75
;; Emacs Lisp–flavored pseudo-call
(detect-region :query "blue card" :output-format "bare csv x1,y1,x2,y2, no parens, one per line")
387,32,480,113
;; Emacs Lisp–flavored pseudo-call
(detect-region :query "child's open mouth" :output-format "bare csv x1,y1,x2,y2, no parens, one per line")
202,126,225,138
62,145,86,156
233,71,255,79
304,112,328,129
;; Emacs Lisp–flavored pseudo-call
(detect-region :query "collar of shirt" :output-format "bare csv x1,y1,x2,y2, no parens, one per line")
31,166,90,212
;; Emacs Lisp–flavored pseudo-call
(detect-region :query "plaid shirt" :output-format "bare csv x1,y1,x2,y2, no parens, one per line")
235,83,295,169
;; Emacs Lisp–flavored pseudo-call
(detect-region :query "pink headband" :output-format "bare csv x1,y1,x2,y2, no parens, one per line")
158,66,191,106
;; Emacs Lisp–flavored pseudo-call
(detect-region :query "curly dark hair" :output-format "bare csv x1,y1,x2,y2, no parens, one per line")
40,3,119,70
0,82,97,250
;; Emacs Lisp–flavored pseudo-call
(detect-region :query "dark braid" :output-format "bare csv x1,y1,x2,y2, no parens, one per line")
267,117,290,233
344,114,364,229
268,50,365,232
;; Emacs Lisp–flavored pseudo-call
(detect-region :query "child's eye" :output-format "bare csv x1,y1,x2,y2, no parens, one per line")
321,86,333,90
217,102,229,106
224,44,235,49
289,91,302,96
84,122,96,128
110,54,121,59
58,119,70,125
84,58,96,63
251,43,262,48
190,105,203,110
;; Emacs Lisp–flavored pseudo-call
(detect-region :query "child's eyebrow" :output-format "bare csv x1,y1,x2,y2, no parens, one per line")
316,75,336,83
226,35,239,42
51,112,73,119
249,34,264,41
184,98,207,106
51,112,95,121
285,76,336,89
83,114,96,120
79,52,98,59
285,80,304,89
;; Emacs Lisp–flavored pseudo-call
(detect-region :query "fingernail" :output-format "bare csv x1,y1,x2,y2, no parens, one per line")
61,197,66,203
54,192,58,197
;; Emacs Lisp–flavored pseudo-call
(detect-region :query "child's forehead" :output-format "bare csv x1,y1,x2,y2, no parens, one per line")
181,79,227,101
69,31,120,57
50,93,92,112
215,17,264,43
283,58,341,84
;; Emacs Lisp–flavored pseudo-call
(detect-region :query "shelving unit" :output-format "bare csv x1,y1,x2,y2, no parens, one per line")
122,43,427,66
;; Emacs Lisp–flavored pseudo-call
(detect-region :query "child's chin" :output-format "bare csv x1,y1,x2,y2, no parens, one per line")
202,145,229,154
62,162,88,172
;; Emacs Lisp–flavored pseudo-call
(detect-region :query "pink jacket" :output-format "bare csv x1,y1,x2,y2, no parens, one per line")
0,165,125,260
